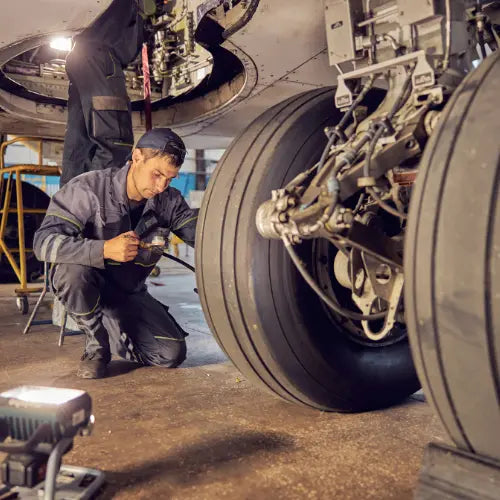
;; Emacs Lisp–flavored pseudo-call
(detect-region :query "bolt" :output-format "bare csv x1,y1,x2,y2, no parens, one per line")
355,269,365,289
375,264,392,284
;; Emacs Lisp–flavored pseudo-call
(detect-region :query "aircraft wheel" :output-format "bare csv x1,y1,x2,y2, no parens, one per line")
405,51,500,459
196,87,420,411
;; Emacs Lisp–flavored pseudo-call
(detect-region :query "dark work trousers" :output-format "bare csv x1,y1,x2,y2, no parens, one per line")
61,42,134,186
52,264,187,367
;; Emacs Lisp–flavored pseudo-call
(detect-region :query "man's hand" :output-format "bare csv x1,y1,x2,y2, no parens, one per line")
103,231,139,262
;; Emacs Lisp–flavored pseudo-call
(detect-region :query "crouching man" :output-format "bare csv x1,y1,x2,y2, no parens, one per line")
34,128,198,379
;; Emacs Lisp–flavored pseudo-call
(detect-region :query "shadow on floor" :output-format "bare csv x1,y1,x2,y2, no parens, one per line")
99,430,295,498
51,360,142,384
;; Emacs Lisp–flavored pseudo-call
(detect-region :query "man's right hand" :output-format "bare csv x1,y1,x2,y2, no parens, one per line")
103,231,139,262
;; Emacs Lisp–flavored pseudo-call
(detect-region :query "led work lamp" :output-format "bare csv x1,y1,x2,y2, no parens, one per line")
0,386,104,500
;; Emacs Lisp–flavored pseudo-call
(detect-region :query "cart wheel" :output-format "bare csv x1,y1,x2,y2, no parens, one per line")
150,266,161,278
16,296,29,315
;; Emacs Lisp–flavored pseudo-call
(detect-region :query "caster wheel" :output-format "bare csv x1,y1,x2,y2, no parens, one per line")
16,296,29,315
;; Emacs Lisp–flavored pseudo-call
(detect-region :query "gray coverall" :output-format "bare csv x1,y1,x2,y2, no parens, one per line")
61,0,144,185
33,164,198,367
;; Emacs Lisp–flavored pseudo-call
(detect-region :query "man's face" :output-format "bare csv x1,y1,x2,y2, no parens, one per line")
131,149,180,199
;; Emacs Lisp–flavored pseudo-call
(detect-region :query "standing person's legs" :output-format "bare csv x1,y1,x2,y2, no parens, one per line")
60,66,95,185
101,290,187,368
88,62,134,171
52,264,111,378
63,44,133,179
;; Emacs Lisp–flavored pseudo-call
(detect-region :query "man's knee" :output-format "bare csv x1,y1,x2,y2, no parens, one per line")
52,264,102,315
139,339,186,368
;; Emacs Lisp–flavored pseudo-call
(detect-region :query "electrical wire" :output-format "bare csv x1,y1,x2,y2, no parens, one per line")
367,187,408,219
360,68,415,220
443,0,452,70
352,193,366,215
282,237,387,321
162,251,195,272
362,126,408,220
316,75,376,176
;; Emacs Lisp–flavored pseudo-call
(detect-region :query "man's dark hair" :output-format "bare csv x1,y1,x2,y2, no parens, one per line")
137,147,184,168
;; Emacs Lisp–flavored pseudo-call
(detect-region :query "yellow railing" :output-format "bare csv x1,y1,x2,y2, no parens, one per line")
0,137,62,305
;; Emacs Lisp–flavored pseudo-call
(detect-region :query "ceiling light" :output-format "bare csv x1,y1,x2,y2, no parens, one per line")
49,37,72,52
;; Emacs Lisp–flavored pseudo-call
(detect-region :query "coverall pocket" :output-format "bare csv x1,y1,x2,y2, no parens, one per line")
104,51,117,78
91,96,133,142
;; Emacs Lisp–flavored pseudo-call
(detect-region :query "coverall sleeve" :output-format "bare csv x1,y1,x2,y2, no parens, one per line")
169,195,199,248
33,181,105,269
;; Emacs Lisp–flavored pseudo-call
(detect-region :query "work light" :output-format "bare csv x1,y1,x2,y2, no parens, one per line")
0,386,103,500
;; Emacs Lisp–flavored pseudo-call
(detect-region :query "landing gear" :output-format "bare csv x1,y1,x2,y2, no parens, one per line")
196,88,419,412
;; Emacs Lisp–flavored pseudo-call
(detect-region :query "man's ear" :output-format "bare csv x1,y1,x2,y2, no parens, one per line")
132,148,143,164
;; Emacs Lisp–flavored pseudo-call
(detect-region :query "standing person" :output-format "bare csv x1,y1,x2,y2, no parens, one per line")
34,128,198,379
61,0,148,186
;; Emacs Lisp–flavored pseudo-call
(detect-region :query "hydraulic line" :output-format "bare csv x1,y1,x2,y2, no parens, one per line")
316,75,376,175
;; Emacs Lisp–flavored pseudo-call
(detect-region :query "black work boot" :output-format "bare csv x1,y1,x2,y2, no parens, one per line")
77,352,108,379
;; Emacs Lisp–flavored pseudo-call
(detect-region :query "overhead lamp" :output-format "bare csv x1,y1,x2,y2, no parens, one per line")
49,37,72,52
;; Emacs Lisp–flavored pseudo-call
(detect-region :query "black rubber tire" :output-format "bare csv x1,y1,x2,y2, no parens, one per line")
16,295,29,315
405,51,500,459
196,88,420,412
0,181,49,283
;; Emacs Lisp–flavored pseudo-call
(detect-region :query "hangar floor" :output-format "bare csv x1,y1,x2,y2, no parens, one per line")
0,265,446,499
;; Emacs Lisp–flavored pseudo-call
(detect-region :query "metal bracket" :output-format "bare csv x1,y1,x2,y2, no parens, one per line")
334,50,435,109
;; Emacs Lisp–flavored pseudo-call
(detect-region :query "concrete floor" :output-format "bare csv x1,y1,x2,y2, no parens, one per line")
0,264,447,499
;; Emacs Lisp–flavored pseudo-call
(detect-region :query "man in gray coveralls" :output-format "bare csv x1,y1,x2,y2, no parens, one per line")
34,128,198,379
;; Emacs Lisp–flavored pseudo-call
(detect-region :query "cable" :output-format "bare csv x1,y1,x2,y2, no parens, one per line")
362,124,385,178
353,193,366,215
282,237,387,321
443,0,452,70
338,74,376,132
367,187,408,219
162,251,195,272
316,75,376,175
363,128,408,220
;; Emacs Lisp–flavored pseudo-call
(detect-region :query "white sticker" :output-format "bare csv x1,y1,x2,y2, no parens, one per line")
196,67,207,81
72,409,85,426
